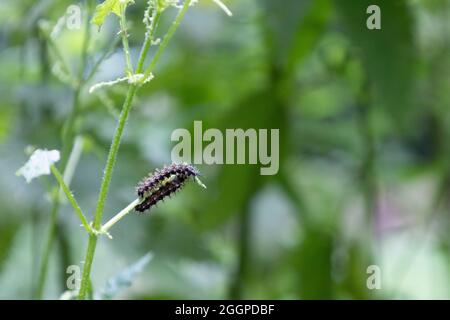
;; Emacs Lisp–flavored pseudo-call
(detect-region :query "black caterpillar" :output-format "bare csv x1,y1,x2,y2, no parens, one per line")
134,163,201,213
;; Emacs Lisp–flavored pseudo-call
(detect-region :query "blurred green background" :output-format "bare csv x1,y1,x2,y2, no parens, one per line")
0,0,449,299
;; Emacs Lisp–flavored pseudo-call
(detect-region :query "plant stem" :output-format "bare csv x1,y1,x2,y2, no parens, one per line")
35,199,60,299
229,201,252,299
62,0,94,150
136,7,161,74
61,136,84,195
35,0,94,299
101,198,141,234
119,4,133,76
143,0,191,79
85,36,121,83
356,81,378,252
78,0,193,300
50,165,92,233
78,84,138,300
79,234,97,299
35,137,84,299
96,85,138,228
45,33,72,81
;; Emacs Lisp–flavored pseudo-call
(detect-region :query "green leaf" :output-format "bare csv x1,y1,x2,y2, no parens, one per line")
91,0,135,28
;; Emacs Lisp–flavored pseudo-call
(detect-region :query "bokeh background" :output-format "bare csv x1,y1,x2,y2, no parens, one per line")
0,0,449,299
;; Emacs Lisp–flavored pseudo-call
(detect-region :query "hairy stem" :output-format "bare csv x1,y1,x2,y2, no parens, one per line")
119,4,133,75
50,165,91,233
78,84,138,300
136,5,161,74
78,0,192,300
143,0,191,79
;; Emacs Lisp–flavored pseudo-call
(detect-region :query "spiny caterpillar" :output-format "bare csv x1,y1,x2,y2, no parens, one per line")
134,163,205,213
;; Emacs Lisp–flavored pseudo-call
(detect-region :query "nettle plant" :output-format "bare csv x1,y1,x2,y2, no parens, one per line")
17,0,230,300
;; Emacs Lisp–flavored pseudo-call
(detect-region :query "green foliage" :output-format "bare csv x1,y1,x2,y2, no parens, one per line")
334,0,416,127
92,0,135,27
0,0,449,300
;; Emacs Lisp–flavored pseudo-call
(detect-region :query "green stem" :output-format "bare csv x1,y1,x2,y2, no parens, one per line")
135,7,161,74
77,0,93,82
61,88,81,164
229,200,252,299
35,91,82,300
85,36,121,84
78,0,193,300
95,85,137,229
50,165,92,233
79,234,97,299
35,199,60,299
35,0,94,299
78,84,138,300
356,81,378,251
35,134,84,299
119,5,133,76
143,0,191,79
45,33,73,82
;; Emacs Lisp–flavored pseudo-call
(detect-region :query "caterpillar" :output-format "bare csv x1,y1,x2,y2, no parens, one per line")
134,163,203,213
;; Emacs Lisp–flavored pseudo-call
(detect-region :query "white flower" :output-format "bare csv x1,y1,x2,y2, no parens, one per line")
16,149,60,183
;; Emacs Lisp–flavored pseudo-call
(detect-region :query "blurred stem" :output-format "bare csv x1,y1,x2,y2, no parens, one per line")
61,0,94,157
35,0,94,299
85,36,121,84
37,26,51,82
35,199,60,299
61,136,84,196
78,0,192,300
35,136,86,299
229,201,252,299
119,4,133,76
356,81,378,256
43,31,70,80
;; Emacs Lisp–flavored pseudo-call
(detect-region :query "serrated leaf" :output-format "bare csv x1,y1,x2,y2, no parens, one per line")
16,149,60,183
95,252,153,300
92,0,135,28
